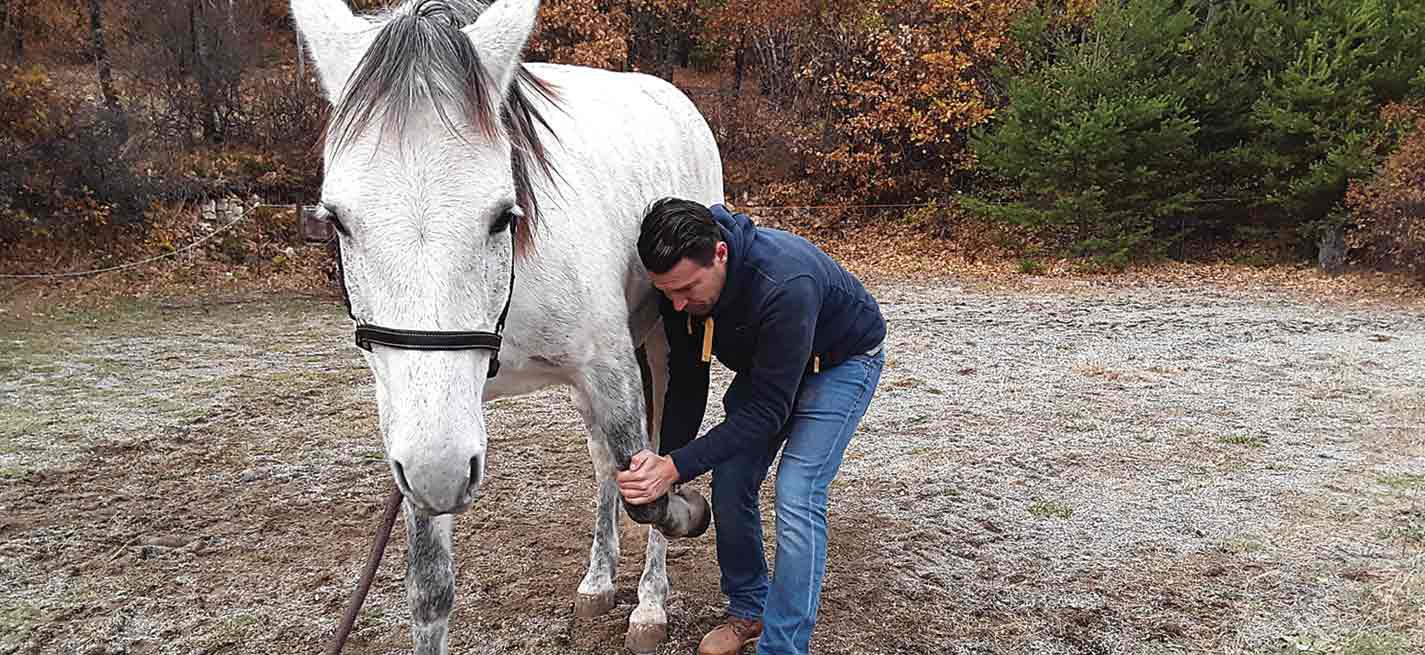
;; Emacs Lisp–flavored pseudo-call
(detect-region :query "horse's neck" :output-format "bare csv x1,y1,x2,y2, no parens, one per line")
502,62,723,352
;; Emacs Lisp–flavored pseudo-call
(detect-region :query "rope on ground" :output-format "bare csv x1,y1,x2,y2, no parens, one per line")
0,203,299,280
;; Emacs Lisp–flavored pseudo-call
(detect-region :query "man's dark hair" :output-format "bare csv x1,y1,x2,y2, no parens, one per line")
638,198,720,274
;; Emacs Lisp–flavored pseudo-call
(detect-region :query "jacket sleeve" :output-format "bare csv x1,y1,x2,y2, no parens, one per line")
669,275,820,482
656,306,710,457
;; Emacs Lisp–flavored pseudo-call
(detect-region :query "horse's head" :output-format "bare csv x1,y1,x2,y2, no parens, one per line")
292,0,551,515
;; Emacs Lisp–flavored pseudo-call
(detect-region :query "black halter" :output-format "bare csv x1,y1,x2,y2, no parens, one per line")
331,221,517,379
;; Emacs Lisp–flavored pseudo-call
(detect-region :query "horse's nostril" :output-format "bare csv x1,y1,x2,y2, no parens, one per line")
392,458,413,495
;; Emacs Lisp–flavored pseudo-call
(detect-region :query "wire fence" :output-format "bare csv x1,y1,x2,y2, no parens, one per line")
1,201,938,280
0,203,300,280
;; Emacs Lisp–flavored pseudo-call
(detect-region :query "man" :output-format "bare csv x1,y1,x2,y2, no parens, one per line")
617,198,886,655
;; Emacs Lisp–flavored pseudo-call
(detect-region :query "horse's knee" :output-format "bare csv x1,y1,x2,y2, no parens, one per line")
408,575,455,625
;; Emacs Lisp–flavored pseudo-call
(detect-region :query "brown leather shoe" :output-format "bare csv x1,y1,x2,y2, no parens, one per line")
697,616,762,655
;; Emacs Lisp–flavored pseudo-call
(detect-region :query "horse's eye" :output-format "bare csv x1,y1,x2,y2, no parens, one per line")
322,205,350,235
490,208,518,235
303,204,348,243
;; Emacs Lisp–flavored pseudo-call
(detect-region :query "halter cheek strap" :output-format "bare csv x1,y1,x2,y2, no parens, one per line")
333,219,517,378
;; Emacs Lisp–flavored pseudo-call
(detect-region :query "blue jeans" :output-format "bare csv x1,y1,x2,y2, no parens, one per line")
711,348,885,655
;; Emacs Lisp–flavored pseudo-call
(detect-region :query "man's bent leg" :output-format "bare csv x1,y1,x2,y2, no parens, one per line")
711,441,777,620
758,350,884,655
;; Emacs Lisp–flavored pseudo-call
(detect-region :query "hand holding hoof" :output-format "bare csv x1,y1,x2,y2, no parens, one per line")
616,450,709,537
619,486,709,538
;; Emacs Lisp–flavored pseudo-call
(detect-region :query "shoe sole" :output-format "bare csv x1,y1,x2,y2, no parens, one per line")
696,633,761,655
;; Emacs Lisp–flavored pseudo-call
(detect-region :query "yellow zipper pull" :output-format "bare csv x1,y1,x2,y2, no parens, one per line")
813,355,821,374
701,317,715,363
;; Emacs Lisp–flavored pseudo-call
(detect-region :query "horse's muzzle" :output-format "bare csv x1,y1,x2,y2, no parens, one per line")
390,453,484,515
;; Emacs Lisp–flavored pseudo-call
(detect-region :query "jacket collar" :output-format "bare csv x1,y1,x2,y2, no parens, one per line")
709,204,750,318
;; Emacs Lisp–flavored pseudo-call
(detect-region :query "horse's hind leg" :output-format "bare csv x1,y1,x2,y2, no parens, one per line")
404,502,456,655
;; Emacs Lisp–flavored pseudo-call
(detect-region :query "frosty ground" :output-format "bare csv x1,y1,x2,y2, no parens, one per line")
1,276,1422,655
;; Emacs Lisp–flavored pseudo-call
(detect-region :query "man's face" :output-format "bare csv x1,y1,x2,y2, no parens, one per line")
649,242,728,317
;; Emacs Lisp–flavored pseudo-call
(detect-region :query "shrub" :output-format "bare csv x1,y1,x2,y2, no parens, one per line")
968,0,1425,263
965,0,1203,266
0,64,147,247
527,0,631,69
123,0,265,145
1346,104,1425,278
790,0,1030,204
1238,0,1425,243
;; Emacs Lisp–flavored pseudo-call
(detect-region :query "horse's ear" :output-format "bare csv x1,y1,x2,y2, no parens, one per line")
462,0,541,97
290,0,374,103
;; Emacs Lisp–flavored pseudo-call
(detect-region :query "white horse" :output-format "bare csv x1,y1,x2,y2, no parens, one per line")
289,0,723,652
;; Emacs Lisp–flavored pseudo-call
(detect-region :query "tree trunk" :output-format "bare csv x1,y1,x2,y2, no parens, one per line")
191,1,222,143
2,0,22,62
0,0,10,60
756,31,773,97
187,0,199,76
1318,225,1347,276
658,19,674,81
623,0,635,71
733,33,747,97
87,0,127,142
677,0,695,68
296,24,305,83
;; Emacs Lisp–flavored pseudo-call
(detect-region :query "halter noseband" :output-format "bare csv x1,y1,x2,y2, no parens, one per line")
326,217,517,379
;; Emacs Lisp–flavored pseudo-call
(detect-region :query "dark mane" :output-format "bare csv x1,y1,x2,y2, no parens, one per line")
325,0,558,254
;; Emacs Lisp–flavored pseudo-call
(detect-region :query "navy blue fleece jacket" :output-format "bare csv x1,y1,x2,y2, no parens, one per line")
657,204,886,483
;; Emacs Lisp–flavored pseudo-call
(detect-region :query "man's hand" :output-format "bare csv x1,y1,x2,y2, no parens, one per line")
617,449,680,505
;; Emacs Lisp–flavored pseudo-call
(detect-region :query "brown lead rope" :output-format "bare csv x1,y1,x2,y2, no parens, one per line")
326,486,404,655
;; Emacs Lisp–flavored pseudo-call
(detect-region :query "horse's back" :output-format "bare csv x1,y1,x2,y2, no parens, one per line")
523,63,723,209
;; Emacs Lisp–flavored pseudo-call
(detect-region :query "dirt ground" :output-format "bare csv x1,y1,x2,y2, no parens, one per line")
1,275,1422,655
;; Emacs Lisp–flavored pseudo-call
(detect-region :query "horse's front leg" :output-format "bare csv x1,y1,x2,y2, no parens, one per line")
404,502,456,655
573,435,620,619
626,528,670,653
626,334,672,652
574,349,707,653
576,355,710,539
624,333,672,649
572,433,667,653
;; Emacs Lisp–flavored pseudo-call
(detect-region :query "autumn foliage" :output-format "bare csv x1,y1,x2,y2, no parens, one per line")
1346,103,1425,279
2,0,1424,277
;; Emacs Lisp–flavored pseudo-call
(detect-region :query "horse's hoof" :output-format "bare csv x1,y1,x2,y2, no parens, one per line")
680,486,710,538
624,619,668,654
574,589,616,618
659,486,710,538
